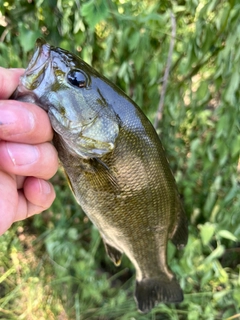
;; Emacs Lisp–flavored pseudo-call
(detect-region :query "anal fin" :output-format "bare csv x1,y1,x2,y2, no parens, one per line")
171,206,188,250
103,240,122,266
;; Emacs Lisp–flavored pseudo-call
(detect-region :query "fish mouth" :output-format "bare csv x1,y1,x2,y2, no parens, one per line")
21,38,51,90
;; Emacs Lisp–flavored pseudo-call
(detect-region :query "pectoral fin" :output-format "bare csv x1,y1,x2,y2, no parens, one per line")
85,158,120,193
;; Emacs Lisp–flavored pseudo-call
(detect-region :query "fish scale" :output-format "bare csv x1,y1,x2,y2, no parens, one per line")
12,38,188,313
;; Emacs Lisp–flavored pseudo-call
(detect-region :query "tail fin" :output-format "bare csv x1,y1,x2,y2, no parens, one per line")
134,277,183,313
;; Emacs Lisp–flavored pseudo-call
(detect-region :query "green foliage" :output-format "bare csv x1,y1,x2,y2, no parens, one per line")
0,0,240,319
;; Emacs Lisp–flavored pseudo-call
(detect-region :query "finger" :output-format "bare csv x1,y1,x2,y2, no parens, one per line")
16,175,26,189
15,177,56,221
0,171,18,235
0,141,59,180
0,68,25,99
0,100,53,143
0,170,56,235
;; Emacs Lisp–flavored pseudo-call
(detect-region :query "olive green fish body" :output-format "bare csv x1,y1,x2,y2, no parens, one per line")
13,39,188,313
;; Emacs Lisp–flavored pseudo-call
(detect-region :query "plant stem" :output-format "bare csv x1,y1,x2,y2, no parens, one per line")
154,11,176,129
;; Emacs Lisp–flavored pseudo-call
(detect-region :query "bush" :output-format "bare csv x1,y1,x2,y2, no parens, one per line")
0,0,240,319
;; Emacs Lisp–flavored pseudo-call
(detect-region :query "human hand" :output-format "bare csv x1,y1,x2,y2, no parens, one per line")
0,67,58,235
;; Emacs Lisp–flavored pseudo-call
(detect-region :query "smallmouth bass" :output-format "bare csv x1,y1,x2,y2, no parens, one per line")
13,38,188,313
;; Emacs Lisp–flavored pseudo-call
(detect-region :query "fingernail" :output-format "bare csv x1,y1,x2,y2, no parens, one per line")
0,103,34,134
6,142,39,166
39,179,51,194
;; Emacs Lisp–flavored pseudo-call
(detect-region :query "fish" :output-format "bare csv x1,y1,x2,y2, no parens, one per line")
12,38,188,313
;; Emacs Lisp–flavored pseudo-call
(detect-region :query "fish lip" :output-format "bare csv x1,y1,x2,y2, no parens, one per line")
21,38,51,90
31,38,50,69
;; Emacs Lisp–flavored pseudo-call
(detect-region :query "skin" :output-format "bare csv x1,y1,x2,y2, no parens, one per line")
0,67,58,235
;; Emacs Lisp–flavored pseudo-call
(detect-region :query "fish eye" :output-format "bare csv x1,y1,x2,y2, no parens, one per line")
67,70,87,88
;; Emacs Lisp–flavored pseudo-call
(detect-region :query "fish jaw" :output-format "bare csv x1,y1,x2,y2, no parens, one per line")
12,39,51,102
22,38,51,90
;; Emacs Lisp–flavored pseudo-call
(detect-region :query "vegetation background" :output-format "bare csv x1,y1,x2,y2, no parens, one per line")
0,0,240,319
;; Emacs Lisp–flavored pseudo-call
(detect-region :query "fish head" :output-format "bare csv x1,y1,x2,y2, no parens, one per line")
15,38,119,159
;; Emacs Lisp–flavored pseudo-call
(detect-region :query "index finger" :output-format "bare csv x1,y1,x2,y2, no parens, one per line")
0,100,54,143
0,67,25,99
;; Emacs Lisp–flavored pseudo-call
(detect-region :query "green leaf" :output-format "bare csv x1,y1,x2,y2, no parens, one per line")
225,70,240,105
196,81,209,101
199,223,216,246
81,0,109,29
18,24,41,53
67,228,78,240
204,245,225,263
128,32,140,52
217,230,238,242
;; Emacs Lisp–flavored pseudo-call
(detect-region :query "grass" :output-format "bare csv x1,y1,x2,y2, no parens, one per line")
0,171,240,319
